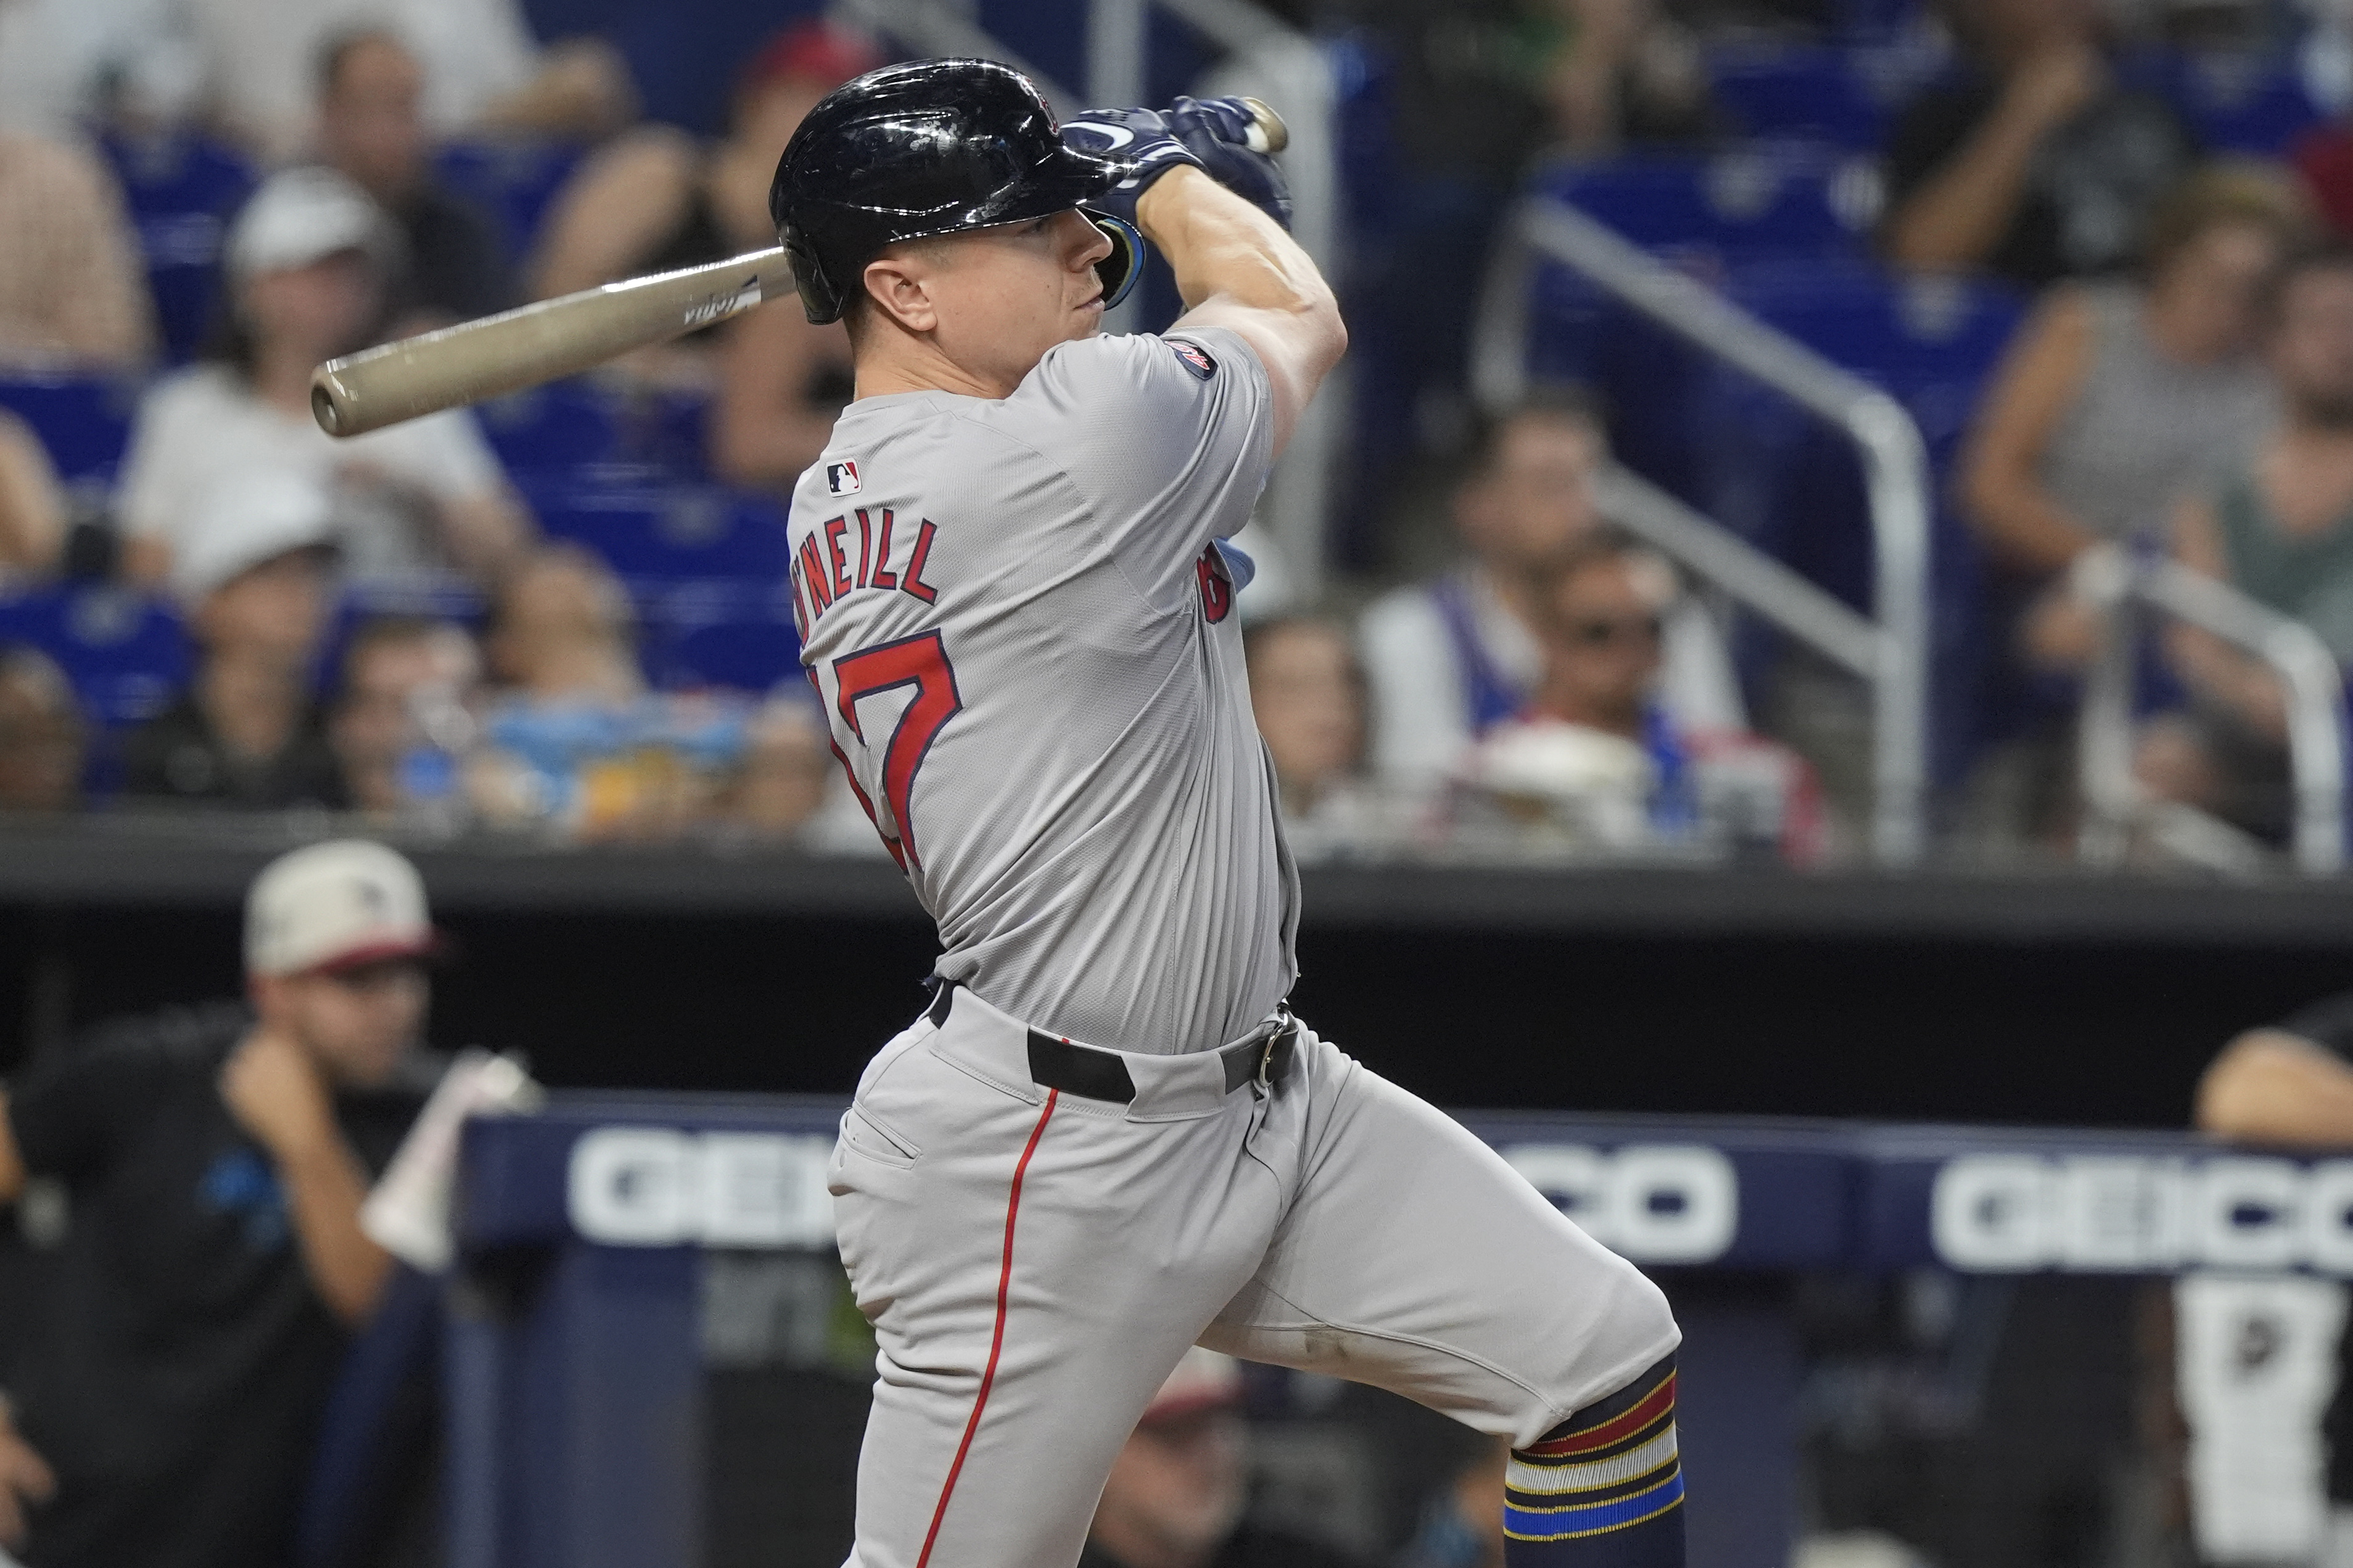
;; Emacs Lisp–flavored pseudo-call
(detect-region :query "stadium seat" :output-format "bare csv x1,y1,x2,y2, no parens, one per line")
0,585,189,728
0,376,138,483
659,590,804,693
2126,45,2326,155
523,479,793,584
431,141,581,268
100,133,258,365
478,379,712,480
1533,142,1882,263
1706,45,1896,149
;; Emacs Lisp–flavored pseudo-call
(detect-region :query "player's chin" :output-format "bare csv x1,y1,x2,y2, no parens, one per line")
1066,297,1106,337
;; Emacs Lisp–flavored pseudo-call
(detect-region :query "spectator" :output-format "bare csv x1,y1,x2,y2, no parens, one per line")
2137,240,2353,836
1956,165,2302,842
530,19,873,469
0,839,442,1567
1358,392,1742,795
1461,533,1823,857
0,411,67,581
1079,1349,1368,1568
1963,164,2300,654
0,131,155,370
315,28,519,331
117,166,532,590
1545,0,1721,154
0,647,87,813
123,471,347,810
714,692,836,843
1243,616,1380,848
1880,0,2198,284
0,0,200,139
472,544,747,838
329,614,481,818
185,0,635,163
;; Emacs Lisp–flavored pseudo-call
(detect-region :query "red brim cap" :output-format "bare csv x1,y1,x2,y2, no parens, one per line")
307,930,447,975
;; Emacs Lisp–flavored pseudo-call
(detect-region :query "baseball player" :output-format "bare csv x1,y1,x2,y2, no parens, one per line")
771,60,1684,1567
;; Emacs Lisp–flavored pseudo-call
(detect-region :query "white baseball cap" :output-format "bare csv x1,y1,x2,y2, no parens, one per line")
227,166,400,283
170,470,339,606
245,839,440,977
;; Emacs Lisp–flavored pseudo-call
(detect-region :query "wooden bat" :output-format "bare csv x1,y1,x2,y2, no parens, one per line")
310,97,1290,438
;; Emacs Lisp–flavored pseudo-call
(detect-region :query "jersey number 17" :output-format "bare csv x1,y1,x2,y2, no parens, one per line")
828,630,963,871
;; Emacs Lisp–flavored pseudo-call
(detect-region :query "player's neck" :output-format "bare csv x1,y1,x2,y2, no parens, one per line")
852,332,1023,402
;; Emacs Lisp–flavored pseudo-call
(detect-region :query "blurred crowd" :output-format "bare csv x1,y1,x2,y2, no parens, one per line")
5,0,2353,867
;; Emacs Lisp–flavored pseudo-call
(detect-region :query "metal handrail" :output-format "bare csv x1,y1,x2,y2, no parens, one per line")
1472,195,1933,864
2074,544,2346,876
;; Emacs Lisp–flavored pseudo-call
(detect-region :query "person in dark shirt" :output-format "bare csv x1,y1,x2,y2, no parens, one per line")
0,839,442,1568
1079,1350,1370,1568
1881,0,2198,285
315,29,520,332
123,472,348,811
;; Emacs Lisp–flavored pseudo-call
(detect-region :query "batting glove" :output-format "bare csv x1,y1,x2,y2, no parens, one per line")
1062,105,1203,228
1166,96,1292,230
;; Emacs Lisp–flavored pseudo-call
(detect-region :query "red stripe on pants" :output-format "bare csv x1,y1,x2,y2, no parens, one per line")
915,1089,1060,1568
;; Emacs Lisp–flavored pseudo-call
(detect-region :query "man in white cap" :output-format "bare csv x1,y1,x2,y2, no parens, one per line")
1082,1350,1370,1568
122,470,348,810
115,163,531,591
0,839,442,1567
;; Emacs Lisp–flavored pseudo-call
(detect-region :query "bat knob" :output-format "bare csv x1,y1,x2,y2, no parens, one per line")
1238,97,1288,157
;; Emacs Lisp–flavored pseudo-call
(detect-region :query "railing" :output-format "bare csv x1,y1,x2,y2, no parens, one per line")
1472,197,1933,864
2073,543,2347,877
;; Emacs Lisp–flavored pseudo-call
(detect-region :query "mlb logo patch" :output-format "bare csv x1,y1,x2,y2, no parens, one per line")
826,460,861,496
1170,340,1217,380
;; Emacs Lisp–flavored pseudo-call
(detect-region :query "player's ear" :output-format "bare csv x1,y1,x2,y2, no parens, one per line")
862,253,938,335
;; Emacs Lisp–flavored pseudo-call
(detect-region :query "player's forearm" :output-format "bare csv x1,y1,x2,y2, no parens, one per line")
273,1137,395,1325
1137,167,1335,324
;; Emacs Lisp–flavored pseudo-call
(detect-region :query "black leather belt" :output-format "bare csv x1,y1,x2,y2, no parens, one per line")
922,980,1295,1104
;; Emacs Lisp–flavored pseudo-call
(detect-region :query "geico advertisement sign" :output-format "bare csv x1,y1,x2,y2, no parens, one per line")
568,1128,836,1247
1932,1154,2353,1274
1502,1144,1738,1264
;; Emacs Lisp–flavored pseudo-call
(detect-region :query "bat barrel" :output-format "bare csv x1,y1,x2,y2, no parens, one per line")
311,247,794,438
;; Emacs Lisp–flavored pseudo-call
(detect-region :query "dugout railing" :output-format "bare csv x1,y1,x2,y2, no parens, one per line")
2072,540,2350,877
1472,195,1936,866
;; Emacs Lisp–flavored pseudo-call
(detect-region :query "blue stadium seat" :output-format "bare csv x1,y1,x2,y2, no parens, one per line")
100,134,257,364
1707,46,1895,149
2125,46,2325,155
1535,142,1881,262
431,141,581,268
478,379,712,480
643,584,804,693
523,480,793,583
0,376,138,483
0,585,189,728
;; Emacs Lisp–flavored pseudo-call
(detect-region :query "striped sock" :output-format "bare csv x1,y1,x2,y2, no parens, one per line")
1502,1353,1684,1564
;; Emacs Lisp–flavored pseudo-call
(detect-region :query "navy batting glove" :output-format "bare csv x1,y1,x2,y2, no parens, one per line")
1062,105,1203,228
1166,96,1292,230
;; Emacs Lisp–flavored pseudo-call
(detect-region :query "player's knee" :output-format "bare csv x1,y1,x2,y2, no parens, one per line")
1502,1351,1684,1564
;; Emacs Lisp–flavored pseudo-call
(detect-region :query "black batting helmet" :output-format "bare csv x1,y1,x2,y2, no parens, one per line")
769,58,1143,326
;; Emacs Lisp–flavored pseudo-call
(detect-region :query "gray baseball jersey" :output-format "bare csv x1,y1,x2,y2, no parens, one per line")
786,327,1300,1053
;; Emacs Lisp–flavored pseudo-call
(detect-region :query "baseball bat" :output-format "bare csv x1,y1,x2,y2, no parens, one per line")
310,97,1289,438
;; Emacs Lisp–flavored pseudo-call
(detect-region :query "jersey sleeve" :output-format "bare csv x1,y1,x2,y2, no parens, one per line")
1004,326,1274,601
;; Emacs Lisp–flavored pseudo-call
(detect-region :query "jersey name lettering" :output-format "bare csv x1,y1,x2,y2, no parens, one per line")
791,509,944,635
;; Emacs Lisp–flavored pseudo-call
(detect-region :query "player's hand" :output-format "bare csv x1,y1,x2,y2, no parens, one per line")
1061,105,1203,227
221,1028,338,1166
0,1406,56,1551
1165,96,1292,230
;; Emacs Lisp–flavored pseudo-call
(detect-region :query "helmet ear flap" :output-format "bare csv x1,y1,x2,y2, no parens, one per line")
783,227,844,325
1089,213,1144,311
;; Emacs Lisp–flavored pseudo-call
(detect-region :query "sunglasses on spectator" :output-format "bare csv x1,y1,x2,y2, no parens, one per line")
1565,614,1662,648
